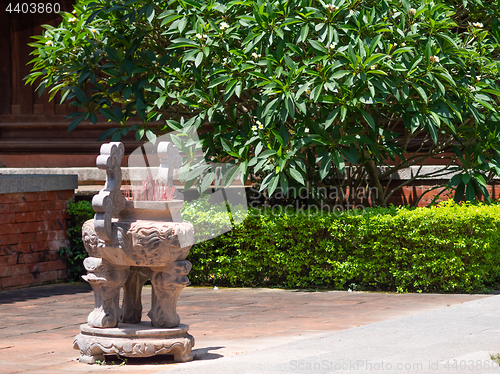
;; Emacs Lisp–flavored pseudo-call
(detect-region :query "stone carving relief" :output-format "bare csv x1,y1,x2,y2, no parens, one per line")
82,257,129,328
74,324,194,363
149,261,192,328
92,142,126,242
75,141,195,364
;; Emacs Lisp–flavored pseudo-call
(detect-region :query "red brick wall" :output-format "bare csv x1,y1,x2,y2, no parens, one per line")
385,182,500,207
0,190,73,290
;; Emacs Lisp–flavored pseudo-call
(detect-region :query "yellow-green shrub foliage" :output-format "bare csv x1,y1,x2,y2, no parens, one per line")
182,200,500,292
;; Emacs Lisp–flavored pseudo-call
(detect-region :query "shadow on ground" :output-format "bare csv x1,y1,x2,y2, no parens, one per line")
95,346,224,366
0,282,92,304
192,346,224,360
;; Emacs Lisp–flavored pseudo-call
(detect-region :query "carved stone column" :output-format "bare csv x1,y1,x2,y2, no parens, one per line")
149,261,192,328
82,257,130,328
121,267,151,324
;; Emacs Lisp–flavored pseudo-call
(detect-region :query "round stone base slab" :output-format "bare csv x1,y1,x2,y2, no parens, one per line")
74,322,194,364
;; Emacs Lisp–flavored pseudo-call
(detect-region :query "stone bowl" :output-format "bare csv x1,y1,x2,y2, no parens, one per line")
118,199,184,222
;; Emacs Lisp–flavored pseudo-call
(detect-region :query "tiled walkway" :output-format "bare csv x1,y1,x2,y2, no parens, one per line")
0,283,490,374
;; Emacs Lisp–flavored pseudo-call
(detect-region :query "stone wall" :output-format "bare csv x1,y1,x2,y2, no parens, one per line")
0,175,78,290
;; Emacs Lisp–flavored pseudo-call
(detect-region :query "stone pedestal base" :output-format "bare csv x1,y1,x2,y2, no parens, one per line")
73,322,194,364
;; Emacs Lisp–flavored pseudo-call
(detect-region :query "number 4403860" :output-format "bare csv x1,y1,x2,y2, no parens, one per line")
5,3,61,13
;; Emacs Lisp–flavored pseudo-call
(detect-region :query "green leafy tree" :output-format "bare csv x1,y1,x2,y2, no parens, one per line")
27,0,500,206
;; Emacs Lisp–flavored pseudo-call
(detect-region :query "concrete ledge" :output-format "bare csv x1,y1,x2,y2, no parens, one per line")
0,167,229,185
1,166,497,185
0,166,464,183
0,174,78,194
0,167,166,184
0,168,104,183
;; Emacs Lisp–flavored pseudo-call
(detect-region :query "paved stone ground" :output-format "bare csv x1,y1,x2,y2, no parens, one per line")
0,283,491,374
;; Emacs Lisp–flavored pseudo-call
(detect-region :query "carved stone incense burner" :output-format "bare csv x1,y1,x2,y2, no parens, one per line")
74,141,195,364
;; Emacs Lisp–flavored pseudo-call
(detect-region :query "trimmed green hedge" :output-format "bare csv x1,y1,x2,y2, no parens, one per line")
58,200,95,281
182,199,500,293
62,197,500,292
